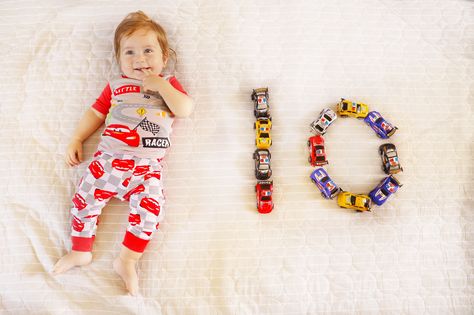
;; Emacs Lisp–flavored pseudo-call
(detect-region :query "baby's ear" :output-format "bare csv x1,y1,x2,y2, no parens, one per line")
163,50,169,65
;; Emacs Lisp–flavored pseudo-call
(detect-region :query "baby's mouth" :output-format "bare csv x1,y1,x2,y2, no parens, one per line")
135,67,151,72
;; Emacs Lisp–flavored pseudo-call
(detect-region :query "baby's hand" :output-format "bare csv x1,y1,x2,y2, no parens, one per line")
142,69,163,95
66,139,83,167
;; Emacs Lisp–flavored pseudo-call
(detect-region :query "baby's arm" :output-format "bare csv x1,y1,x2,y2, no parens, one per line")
66,108,106,166
142,70,194,118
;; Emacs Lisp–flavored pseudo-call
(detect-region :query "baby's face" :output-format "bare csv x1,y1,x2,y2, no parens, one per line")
119,29,166,80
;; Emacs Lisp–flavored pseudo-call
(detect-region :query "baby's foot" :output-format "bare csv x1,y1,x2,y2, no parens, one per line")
113,257,139,296
52,251,92,275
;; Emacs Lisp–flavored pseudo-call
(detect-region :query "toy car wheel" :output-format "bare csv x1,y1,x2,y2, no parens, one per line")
253,122,256,129
307,140,310,147
308,157,312,164
320,192,326,199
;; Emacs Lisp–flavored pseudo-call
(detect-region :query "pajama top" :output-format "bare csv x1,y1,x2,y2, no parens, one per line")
92,75,187,159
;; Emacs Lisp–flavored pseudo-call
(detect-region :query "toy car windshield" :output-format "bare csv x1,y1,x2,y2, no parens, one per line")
323,114,333,121
350,195,356,205
316,156,325,162
381,187,390,197
260,133,269,138
314,125,324,132
257,103,266,110
363,199,370,208
260,184,271,190
261,196,271,201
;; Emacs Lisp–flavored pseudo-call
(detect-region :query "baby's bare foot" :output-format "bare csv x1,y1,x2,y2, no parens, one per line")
52,250,92,275
113,257,139,296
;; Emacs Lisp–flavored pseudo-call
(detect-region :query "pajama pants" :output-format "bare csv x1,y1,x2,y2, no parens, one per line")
70,151,165,253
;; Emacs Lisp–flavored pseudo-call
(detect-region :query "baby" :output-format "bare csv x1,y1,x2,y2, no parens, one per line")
53,11,194,296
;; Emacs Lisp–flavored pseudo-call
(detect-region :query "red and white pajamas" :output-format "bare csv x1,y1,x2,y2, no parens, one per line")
71,151,164,253
69,75,187,253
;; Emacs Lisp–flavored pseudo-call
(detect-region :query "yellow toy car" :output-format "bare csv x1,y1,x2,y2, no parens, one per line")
255,118,272,149
337,191,371,212
336,98,369,118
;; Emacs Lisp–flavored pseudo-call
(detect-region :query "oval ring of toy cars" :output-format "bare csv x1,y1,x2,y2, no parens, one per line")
252,88,274,214
309,98,403,212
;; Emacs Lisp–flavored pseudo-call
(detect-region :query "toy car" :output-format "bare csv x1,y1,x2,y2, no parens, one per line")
310,168,341,199
337,191,371,212
336,98,369,118
369,175,402,206
364,111,398,139
251,87,270,118
379,143,403,174
255,118,272,149
255,180,273,213
310,108,337,135
307,135,328,166
253,149,272,180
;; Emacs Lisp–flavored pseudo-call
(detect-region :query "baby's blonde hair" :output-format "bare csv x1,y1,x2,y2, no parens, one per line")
114,11,173,63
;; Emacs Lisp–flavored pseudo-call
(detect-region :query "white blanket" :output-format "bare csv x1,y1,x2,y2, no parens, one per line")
1,0,472,314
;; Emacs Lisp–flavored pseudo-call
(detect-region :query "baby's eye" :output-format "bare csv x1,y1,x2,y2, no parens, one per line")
144,48,153,53
124,50,134,55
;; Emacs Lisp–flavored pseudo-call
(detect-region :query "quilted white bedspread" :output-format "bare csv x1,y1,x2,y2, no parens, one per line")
1,0,473,314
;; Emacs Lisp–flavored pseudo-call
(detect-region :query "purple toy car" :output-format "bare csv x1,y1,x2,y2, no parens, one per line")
369,175,402,206
364,111,397,139
310,167,341,199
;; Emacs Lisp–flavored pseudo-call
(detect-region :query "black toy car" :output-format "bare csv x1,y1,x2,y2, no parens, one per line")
251,87,270,118
253,149,272,180
379,143,403,174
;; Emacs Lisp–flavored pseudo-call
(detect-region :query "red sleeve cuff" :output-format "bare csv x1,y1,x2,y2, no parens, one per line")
91,83,112,115
168,76,188,95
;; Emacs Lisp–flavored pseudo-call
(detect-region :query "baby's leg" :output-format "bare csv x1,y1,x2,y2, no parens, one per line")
113,245,142,296
114,172,164,295
53,154,117,274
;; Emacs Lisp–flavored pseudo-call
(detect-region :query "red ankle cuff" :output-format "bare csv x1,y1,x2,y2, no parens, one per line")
71,236,95,252
122,231,149,253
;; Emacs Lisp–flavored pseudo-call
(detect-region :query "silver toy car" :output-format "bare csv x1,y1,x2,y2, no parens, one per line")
310,108,337,135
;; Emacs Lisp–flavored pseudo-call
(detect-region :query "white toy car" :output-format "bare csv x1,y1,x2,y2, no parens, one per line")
310,108,337,135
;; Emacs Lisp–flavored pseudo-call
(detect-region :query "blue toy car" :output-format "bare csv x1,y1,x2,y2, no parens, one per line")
310,167,341,199
364,111,397,139
369,175,402,206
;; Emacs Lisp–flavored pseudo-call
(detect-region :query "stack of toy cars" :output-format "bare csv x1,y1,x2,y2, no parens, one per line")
252,88,273,213
309,98,403,212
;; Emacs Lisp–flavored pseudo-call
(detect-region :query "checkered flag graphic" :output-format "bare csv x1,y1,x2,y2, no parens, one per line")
136,118,161,135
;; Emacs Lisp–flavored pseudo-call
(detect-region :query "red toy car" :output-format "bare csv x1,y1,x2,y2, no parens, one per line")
307,135,328,166
103,124,140,147
255,180,274,214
